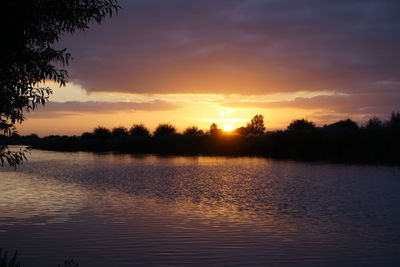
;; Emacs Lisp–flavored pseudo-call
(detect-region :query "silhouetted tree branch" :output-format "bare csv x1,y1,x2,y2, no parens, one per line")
0,0,119,167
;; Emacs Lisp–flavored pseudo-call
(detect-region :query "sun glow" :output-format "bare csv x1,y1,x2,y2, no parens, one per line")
223,124,234,132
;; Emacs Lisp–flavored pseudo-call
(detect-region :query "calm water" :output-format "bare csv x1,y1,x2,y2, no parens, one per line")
1,149,400,266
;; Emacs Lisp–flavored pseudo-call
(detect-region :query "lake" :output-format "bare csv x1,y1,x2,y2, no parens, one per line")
1,149,400,266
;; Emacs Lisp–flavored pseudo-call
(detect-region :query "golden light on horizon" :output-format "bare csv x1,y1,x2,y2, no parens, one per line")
17,82,345,136
222,124,234,132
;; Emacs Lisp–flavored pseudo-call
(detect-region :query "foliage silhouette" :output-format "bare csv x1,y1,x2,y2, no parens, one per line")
234,127,248,136
154,123,177,137
287,119,316,131
0,146,29,168
209,123,221,135
365,117,383,130
324,119,358,130
129,124,150,137
112,126,129,137
0,0,119,167
183,126,204,136
388,112,400,130
246,114,266,135
235,114,266,136
81,132,94,139
93,126,111,138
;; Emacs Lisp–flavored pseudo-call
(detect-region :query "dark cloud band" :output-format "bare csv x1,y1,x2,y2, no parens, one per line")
61,0,400,96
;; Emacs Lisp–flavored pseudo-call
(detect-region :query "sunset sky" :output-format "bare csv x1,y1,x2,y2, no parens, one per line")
20,0,400,136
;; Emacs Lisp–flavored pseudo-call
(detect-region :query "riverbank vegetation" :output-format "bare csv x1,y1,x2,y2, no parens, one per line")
2,113,400,165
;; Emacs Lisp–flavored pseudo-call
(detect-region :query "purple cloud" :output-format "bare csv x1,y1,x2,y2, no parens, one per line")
223,91,400,116
59,0,400,97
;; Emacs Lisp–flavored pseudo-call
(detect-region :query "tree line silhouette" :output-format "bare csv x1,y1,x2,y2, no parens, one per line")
1,112,400,165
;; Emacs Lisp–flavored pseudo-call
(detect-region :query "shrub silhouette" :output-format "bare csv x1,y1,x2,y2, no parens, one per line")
183,126,204,136
235,126,248,136
287,119,316,131
112,126,129,136
93,126,111,138
365,117,384,130
129,124,150,137
325,119,358,130
154,123,177,136
81,132,94,139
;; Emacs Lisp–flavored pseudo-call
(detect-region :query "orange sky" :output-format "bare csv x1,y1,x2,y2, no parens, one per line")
18,83,373,136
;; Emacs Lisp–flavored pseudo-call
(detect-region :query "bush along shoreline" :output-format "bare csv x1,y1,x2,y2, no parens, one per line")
2,113,400,165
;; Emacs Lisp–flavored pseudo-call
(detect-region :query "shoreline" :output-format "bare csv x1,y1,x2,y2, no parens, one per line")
3,128,400,166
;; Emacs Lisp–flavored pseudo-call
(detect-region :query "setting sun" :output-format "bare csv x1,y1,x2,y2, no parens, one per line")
223,124,234,132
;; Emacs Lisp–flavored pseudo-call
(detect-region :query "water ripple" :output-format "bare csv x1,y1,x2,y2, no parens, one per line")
1,150,400,266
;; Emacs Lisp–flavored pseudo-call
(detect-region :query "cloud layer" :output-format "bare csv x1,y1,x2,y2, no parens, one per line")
223,92,400,116
29,100,178,118
61,0,400,96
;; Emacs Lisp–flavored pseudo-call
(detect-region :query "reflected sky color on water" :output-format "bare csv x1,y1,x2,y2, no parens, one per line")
1,150,400,266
